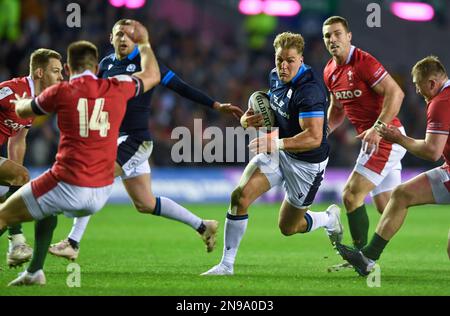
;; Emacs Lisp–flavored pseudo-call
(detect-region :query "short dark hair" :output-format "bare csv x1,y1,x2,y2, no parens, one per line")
30,48,62,73
412,56,447,82
67,40,99,72
112,19,131,32
323,16,350,32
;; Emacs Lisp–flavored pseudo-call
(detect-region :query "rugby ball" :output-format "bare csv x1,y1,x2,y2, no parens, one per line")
248,91,275,128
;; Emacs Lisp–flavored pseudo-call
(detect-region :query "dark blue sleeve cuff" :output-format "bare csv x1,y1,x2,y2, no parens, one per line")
31,99,45,115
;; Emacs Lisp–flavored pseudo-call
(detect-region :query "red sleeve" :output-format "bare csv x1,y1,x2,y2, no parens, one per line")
35,84,60,114
355,52,388,88
110,75,143,101
427,100,450,135
0,86,16,111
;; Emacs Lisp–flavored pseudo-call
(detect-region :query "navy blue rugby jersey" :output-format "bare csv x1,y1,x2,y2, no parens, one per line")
268,64,329,163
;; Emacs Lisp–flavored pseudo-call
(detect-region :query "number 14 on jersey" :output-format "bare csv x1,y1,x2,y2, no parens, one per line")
77,98,110,137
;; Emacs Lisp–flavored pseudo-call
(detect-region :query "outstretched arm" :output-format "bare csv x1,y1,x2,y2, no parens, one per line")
12,93,35,119
162,68,243,120
379,125,447,161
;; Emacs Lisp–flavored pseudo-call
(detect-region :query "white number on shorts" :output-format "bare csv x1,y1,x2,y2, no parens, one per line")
76,98,111,137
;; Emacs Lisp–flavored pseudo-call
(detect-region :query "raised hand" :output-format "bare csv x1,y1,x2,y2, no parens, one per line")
122,20,149,45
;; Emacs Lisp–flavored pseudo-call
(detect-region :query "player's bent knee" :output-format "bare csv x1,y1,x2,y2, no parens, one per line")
134,198,156,214
343,187,364,211
9,168,29,186
230,187,250,213
278,223,296,236
391,185,413,205
18,169,30,185
342,188,356,209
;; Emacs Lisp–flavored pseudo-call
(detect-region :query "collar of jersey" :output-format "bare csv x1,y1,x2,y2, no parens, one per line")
289,63,309,85
26,76,36,97
70,70,98,81
439,79,450,93
334,45,356,68
113,46,139,62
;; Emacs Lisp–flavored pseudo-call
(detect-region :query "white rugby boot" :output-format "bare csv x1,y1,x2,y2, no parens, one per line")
8,269,46,286
201,263,234,276
325,204,344,247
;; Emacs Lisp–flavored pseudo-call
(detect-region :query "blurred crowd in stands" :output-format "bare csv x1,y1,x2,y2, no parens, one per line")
0,0,440,169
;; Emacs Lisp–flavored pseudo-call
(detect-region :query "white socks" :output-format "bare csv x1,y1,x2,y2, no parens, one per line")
157,197,203,230
9,234,26,249
220,213,248,268
68,216,91,242
305,210,330,232
66,197,204,244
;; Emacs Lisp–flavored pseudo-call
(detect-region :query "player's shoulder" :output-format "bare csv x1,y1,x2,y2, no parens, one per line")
99,53,115,65
98,53,115,71
352,47,380,66
429,86,450,109
293,67,327,103
0,76,28,91
0,77,29,101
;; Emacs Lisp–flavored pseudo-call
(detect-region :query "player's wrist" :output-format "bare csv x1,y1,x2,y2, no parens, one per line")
276,138,285,151
138,42,151,49
373,119,387,133
373,119,386,128
240,115,248,128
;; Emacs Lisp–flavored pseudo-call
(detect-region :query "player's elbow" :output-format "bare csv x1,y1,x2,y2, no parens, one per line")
424,147,442,162
429,151,442,162
394,86,405,100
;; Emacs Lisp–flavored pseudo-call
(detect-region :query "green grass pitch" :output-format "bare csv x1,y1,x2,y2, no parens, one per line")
0,203,448,295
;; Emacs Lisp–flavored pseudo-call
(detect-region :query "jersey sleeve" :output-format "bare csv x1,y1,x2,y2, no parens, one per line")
427,100,450,136
33,84,60,115
112,75,144,100
295,85,327,120
355,52,388,88
0,86,15,111
158,61,173,84
159,61,215,107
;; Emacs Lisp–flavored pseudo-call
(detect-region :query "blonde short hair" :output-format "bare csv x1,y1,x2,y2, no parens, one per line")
273,32,304,55
412,55,447,82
